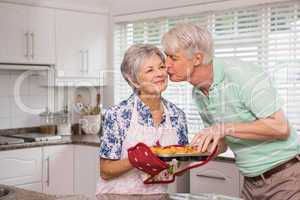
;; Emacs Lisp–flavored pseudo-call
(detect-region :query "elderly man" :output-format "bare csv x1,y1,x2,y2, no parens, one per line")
161,23,300,200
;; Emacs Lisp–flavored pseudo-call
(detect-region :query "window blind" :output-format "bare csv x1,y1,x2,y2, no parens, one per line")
114,0,300,134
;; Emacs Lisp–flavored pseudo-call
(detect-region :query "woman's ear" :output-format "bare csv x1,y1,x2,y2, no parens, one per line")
193,52,203,66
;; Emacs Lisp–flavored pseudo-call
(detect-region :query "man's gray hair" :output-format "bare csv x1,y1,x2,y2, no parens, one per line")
161,23,214,65
120,43,165,90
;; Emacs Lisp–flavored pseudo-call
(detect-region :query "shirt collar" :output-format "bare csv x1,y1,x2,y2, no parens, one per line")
193,58,225,95
211,58,225,88
129,92,168,126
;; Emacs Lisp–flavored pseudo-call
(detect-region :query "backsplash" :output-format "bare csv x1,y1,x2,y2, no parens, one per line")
0,70,49,129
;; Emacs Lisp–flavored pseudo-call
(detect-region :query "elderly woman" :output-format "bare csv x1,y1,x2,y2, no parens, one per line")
96,44,188,195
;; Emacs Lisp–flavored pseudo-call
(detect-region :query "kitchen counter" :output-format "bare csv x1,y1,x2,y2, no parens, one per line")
0,185,241,200
0,134,100,151
0,133,235,161
0,185,94,200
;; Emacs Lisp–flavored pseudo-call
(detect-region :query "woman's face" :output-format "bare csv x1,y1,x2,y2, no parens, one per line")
136,54,168,95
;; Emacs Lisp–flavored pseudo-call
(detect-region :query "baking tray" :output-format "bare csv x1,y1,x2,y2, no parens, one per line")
155,152,210,162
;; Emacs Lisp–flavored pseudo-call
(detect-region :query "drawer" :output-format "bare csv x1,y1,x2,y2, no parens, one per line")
190,161,241,197
0,147,42,186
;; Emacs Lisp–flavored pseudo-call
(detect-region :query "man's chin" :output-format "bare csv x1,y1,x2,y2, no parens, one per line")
169,76,185,82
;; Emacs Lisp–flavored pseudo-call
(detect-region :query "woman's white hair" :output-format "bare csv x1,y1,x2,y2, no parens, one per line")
120,43,165,90
161,23,214,65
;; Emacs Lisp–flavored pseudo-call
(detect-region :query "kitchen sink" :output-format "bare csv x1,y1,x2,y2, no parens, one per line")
0,186,16,200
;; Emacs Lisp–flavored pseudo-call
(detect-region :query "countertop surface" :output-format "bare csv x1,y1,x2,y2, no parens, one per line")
0,134,100,151
1,185,241,200
0,185,94,200
0,134,235,161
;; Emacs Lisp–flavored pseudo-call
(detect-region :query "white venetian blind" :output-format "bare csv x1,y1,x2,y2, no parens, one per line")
114,0,300,133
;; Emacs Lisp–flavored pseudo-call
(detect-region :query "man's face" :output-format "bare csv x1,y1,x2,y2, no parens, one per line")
164,49,194,82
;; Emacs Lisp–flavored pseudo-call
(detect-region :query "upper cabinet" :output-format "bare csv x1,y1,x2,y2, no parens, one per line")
55,10,108,84
0,2,55,65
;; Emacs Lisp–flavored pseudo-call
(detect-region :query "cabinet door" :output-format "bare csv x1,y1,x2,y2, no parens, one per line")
82,14,108,78
55,10,89,77
43,145,74,195
55,10,107,79
190,161,241,197
74,145,99,198
28,6,55,64
0,147,42,186
0,2,29,63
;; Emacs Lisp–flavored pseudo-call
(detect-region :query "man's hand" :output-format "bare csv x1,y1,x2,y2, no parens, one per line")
191,124,233,153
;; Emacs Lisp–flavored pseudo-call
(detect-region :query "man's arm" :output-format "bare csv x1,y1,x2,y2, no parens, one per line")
192,110,290,153
226,110,290,140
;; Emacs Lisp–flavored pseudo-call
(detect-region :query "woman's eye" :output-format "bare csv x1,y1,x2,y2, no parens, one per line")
160,65,166,69
146,69,153,73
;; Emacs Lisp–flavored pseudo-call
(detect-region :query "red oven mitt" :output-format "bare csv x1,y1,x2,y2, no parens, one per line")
127,142,169,176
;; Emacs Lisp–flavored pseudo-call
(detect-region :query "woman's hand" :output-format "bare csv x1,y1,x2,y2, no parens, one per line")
100,158,133,180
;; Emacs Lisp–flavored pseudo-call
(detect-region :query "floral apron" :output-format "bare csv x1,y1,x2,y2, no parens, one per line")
96,97,178,195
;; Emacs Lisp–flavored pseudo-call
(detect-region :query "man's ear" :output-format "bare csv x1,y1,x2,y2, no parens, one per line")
193,52,203,66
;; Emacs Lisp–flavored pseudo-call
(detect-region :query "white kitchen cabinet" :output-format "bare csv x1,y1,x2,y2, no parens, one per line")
0,147,42,188
0,2,55,65
190,160,241,197
42,145,74,195
74,145,99,198
27,6,56,65
55,9,108,84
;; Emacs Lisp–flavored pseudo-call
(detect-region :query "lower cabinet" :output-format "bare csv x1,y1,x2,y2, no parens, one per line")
42,145,74,195
167,172,190,193
190,160,242,197
0,144,100,196
0,147,42,192
74,145,99,197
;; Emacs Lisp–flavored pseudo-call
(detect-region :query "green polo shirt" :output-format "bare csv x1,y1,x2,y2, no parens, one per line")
193,58,300,177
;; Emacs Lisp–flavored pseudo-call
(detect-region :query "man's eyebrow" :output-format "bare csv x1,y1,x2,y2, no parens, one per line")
164,52,176,58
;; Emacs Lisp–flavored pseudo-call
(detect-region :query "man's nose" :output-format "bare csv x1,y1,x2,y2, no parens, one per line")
165,57,173,69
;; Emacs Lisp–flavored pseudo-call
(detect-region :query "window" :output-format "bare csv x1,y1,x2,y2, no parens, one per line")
114,0,300,133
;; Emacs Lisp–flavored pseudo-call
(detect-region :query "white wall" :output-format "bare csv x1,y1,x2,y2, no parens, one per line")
0,0,110,13
0,70,49,129
111,0,291,22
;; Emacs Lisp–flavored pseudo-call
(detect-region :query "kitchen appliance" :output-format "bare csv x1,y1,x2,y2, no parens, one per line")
0,136,24,145
39,107,71,136
8,133,62,142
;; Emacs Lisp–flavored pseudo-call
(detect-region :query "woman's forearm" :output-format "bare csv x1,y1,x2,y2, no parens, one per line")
100,158,133,180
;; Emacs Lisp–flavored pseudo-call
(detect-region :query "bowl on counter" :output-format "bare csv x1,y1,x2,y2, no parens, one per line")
0,185,16,200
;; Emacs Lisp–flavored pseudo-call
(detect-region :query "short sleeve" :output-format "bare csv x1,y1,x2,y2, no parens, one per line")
177,111,189,145
239,68,284,119
98,108,122,160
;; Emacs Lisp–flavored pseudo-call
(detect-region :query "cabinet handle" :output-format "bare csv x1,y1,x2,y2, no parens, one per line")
80,50,84,73
196,174,226,181
24,32,29,58
46,157,50,186
30,32,35,59
85,50,89,73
